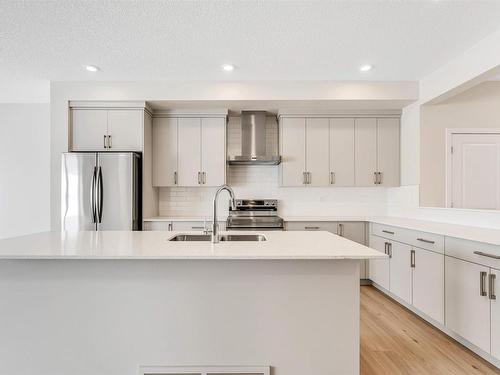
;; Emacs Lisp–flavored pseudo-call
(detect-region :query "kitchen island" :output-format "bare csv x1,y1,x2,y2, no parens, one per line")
0,230,384,375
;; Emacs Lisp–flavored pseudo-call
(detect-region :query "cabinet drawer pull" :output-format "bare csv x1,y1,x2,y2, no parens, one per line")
480,271,488,297
191,226,205,230
490,274,497,300
474,251,500,260
382,230,395,235
417,238,435,244
305,226,320,230
410,249,415,268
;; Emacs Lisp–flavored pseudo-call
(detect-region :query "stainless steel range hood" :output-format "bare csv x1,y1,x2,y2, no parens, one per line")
227,111,281,165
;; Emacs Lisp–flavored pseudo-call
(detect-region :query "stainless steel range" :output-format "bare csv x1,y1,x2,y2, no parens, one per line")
226,199,284,231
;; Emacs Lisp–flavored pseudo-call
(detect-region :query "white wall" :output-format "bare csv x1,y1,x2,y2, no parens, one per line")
0,102,51,238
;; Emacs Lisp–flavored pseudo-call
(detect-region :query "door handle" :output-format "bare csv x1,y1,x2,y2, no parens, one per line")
198,171,201,184
384,242,389,255
330,172,335,185
480,271,488,297
103,135,107,149
96,166,103,223
378,172,383,184
168,222,173,231
174,171,177,185
490,274,497,300
308,172,311,185
108,134,112,148
388,243,392,258
374,172,379,184
303,172,307,185
338,223,344,236
410,249,415,268
91,166,97,223
202,171,206,184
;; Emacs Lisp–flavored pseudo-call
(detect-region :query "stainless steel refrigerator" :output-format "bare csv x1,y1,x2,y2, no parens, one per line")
61,152,141,231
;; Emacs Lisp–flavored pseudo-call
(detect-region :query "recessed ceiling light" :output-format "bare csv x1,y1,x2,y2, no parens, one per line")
222,64,235,72
360,64,373,72
85,65,100,72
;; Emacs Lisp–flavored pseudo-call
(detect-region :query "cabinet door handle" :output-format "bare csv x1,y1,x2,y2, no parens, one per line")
489,274,497,300
197,172,201,184
306,172,310,185
303,172,307,185
410,249,415,268
382,230,395,235
168,222,172,231
480,271,488,297
108,134,112,148
338,223,344,236
330,172,335,185
174,171,177,185
373,172,378,184
417,238,435,244
202,171,206,184
378,172,383,184
474,251,500,260
305,226,320,230
103,135,107,149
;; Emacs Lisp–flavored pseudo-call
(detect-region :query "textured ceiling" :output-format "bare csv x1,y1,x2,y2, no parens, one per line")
1,1,500,82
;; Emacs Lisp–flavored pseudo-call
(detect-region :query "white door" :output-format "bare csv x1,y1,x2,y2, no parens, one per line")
201,117,226,186
280,117,306,186
412,247,444,324
445,256,490,353
355,118,377,186
490,268,500,360
338,222,366,278
389,241,412,305
305,118,330,186
106,109,143,151
153,117,178,186
369,235,390,290
71,109,108,151
178,117,201,186
451,133,500,209
377,118,400,187
330,118,355,186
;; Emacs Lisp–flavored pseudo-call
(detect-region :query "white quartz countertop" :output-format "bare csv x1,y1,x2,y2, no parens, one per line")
0,230,385,260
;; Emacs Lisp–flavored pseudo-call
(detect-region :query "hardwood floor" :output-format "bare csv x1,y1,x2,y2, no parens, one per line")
360,286,500,375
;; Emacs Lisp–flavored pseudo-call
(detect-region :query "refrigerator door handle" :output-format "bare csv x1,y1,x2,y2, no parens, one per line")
97,166,103,223
91,166,97,223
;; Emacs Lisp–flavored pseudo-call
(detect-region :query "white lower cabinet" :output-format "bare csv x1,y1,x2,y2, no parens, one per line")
445,256,491,353
389,241,412,305
369,235,390,290
491,268,500,360
337,222,367,278
412,247,444,324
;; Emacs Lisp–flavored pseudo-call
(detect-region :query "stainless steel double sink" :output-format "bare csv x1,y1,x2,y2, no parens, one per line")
169,234,266,242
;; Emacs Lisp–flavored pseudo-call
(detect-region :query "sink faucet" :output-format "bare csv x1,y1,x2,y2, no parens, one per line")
212,184,236,243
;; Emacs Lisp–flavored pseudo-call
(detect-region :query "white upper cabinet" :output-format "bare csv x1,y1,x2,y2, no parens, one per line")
280,117,306,186
106,110,144,151
70,108,144,152
178,117,202,186
377,118,400,187
71,109,108,151
354,118,400,186
330,118,355,186
201,117,226,186
355,118,378,186
154,115,226,187
305,118,330,186
153,117,178,187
